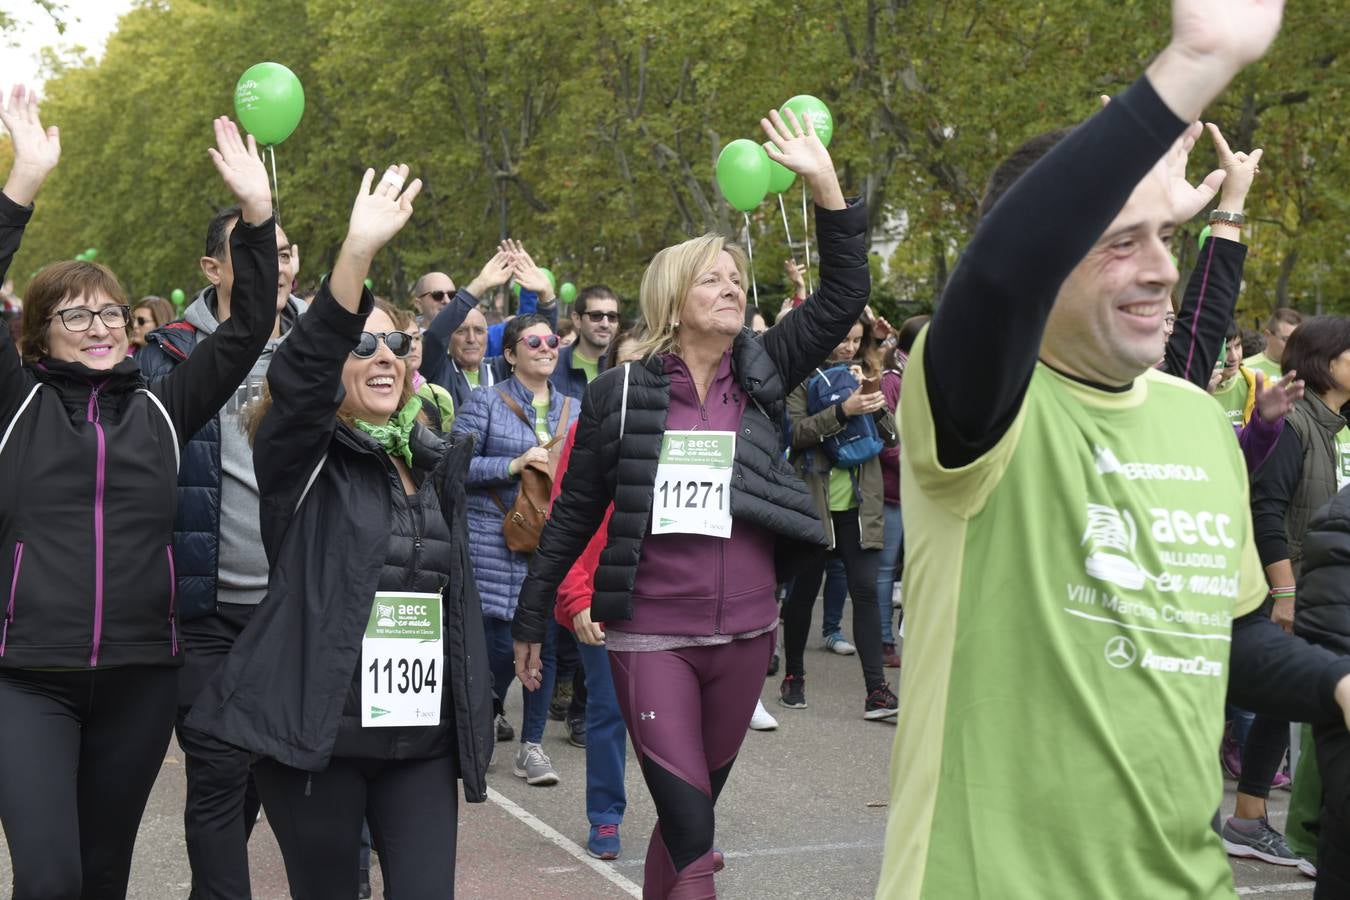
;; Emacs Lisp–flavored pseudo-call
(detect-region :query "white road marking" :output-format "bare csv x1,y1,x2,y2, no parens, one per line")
610,839,883,868
1235,883,1314,895
486,787,642,898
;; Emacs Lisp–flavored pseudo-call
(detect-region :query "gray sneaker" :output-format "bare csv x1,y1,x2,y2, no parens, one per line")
512,742,559,786
1221,816,1308,868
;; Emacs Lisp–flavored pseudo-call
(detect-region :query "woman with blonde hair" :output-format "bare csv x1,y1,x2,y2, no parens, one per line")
511,109,869,897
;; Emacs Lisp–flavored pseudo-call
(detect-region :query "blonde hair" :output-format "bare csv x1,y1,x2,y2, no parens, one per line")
633,234,749,359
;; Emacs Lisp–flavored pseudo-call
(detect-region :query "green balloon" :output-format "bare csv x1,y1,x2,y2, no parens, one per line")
234,62,305,145
715,139,771,213
74,251,88,261
83,247,98,261
764,142,796,194
538,268,557,292
1198,224,1212,249
559,282,577,303
364,278,374,290
511,281,522,298
779,94,834,147
171,288,186,304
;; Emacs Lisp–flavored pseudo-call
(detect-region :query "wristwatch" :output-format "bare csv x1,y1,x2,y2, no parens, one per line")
1208,209,1246,226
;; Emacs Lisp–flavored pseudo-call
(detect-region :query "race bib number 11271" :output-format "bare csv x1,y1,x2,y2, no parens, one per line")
651,431,735,539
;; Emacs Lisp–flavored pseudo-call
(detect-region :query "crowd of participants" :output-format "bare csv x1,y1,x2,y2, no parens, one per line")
5,4,1350,899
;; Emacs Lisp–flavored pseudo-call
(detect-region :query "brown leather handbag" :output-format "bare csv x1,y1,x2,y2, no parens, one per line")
489,390,571,554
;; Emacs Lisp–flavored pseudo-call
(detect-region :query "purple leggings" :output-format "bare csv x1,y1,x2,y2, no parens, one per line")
609,631,774,900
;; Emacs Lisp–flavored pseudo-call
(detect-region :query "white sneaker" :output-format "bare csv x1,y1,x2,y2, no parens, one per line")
748,699,778,731
824,633,856,655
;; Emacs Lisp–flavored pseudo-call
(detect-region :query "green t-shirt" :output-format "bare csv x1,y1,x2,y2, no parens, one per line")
532,396,552,443
880,329,1266,900
1243,351,1282,381
464,368,480,387
1337,426,1350,491
575,351,600,384
828,467,859,512
1211,372,1249,426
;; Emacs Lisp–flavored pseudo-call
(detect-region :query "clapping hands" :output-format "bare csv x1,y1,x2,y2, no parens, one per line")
506,239,556,302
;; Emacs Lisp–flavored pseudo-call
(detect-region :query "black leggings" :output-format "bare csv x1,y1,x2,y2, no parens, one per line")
0,666,177,900
783,509,886,692
255,753,460,900
1237,714,1289,800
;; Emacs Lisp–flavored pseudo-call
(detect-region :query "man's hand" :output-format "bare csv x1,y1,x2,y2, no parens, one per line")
1253,369,1303,424
784,258,808,297
1209,122,1263,215
761,109,845,210
207,117,273,226
466,246,514,299
1162,121,1226,222
508,239,556,303
572,608,606,646
1272,595,1295,633
0,85,60,206
514,640,543,691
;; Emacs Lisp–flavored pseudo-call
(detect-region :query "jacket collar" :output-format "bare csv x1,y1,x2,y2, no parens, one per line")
638,328,785,407
1298,393,1348,435
32,355,143,395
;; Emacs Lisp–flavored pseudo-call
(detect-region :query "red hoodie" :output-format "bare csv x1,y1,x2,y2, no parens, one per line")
549,422,612,630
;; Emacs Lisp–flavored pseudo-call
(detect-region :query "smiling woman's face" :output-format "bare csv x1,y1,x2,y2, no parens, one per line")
340,308,406,425
46,291,131,370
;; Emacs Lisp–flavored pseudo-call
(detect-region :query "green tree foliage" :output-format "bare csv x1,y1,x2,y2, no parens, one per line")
9,0,1347,323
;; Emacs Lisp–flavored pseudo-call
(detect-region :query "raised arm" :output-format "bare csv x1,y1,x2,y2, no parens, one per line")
1164,124,1262,385
254,161,422,507
422,247,513,383
0,85,58,419
757,109,870,392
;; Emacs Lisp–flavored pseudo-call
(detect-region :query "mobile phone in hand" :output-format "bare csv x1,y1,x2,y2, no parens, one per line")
861,376,880,394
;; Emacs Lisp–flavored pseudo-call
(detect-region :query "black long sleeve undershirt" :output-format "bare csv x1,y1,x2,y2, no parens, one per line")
923,77,1187,469
1250,426,1302,566
1163,237,1247,388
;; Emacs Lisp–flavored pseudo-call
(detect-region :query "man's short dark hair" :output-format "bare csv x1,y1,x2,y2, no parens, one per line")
1240,327,1265,358
573,284,618,316
1225,318,1241,342
205,205,242,260
1267,308,1304,333
1281,316,1350,394
978,127,1075,222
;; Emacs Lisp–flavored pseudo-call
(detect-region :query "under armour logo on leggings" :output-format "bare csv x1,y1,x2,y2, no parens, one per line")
640,711,656,720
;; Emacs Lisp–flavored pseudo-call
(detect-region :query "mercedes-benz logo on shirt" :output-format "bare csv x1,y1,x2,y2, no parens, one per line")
1104,635,1137,668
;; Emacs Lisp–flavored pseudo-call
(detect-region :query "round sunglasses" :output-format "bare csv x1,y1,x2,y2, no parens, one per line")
516,334,560,351
352,331,413,358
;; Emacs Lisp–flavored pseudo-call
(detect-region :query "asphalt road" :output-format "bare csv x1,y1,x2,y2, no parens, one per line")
0,606,1319,898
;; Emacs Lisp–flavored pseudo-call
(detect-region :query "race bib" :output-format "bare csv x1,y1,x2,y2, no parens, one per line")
361,592,443,728
651,431,735,539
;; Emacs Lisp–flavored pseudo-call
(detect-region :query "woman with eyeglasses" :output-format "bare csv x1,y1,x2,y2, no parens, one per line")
452,313,580,787
186,161,492,899
0,90,281,897
130,295,175,351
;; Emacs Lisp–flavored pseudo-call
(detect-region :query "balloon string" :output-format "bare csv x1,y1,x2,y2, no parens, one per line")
268,145,282,227
744,212,759,308
778,193,794,251
801,183,813,295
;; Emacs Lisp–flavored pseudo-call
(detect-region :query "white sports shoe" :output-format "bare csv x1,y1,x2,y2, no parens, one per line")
749,699,779,731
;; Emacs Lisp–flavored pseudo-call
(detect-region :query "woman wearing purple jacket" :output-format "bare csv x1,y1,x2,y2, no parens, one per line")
511,109,868,898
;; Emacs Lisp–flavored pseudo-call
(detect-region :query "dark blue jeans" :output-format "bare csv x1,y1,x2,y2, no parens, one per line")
578,640,627,826
484,614,557,744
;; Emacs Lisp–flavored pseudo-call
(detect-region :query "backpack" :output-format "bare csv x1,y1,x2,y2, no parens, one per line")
804,364,884,468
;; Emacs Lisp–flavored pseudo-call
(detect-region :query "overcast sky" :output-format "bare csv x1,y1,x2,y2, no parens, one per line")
0,0,135,95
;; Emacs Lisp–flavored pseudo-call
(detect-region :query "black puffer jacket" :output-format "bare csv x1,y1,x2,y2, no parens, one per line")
186,284,492,798
512,201,870,643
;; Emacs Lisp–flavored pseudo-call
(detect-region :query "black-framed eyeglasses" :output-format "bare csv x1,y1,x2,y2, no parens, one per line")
418,290,454,303
581,311,620,323
352,331,413,358
48,305,131,333
517,334,560,351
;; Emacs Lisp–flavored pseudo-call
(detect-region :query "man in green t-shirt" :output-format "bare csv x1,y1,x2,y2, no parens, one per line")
552,285,620,400
1211,321,1256,425
1244,308,1303,380
878,6,1350,899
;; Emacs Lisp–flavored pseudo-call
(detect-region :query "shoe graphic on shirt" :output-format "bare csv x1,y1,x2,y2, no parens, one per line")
1082,503,1148,591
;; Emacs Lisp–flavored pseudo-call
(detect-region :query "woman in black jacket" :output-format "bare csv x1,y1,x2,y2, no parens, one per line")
511,110,867,898
187,163,492,900
1293,488,1350,897
0,94,279,898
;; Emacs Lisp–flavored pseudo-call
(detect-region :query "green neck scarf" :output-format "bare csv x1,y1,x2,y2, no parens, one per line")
354,396,421,469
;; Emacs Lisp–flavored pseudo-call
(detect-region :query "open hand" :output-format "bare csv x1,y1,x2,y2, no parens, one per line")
0,85,60,206
344,164,423,259
784,258,807,291
762,108,832,182
507,239,555,301
1170,0,1286,74
1253,369,1303,424
467,246,514,298
207,117,272,225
